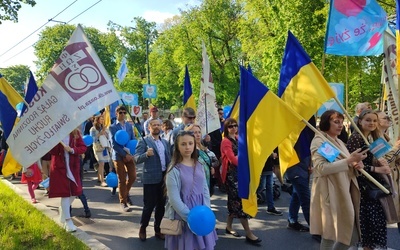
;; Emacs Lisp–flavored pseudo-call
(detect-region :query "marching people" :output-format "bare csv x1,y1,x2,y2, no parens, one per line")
90,115,110,187
220,118,261,245
49,129,87,232
185,124,219,196
310,110,366,249
109,105,137,212
135,118,171,241
377,110,400,233
347,109,391,249
164,130,217,249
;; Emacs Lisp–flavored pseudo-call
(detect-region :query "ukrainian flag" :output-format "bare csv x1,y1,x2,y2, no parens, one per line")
238,66,303,217
0,90,21,177
227,64,251,121
0,74,24,109
278,31,335,175
183,65,196,111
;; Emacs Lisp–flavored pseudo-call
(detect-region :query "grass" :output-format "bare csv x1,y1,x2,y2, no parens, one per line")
0,180,90,250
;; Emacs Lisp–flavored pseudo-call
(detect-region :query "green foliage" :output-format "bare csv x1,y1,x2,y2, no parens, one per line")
0,0,36,24
0,181,89,249
30,0,386,112
33,24,122,84
0,64,30,95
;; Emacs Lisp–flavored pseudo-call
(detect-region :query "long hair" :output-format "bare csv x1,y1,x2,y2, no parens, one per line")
184,124,206,151
167,131,198,173
93,115,103,131
357,109,380,141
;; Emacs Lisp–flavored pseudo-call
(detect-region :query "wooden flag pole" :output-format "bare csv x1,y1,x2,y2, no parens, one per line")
332,96,370,146
300,118,390,194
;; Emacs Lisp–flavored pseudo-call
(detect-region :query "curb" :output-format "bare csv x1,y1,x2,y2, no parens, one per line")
1,178,111,250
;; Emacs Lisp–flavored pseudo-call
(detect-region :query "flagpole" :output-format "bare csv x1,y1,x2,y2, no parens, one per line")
332,96,370,146
345,56,349,112
204,93,208,134
300,118,389,194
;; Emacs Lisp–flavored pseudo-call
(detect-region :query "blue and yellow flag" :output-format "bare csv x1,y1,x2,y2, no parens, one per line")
227,64,251,121
0,74,24,109
278,31,336,175
20,71,38,115
238,66,303,217
0,89,22,176
183,65,196,111
325,0,387,56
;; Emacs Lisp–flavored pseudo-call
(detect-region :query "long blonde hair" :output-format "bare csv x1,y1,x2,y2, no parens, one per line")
184,124,206,150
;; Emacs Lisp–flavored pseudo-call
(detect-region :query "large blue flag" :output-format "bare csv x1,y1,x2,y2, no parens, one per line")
325,0,387,56
20,71,38,115
238,66,303,216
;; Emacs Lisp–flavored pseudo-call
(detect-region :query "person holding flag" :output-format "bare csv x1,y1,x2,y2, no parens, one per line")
310,110,367,249
221,118,261,245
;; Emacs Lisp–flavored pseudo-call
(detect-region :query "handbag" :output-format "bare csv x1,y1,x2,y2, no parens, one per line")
93,141,103,152
160,218,182,235
361,176,391,200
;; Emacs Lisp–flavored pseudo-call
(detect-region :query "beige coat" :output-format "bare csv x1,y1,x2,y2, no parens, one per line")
310,133,361,246
383,146,400,221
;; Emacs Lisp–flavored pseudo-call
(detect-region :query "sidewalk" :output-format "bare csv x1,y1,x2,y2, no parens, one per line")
2,164,399,250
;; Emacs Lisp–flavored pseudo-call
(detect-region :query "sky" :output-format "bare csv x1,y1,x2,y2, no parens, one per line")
0,0,198,72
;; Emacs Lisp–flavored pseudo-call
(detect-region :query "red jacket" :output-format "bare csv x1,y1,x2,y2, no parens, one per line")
49,133,87,198
220,137,238,183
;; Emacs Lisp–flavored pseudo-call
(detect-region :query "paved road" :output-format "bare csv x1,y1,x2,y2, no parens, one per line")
3,164,399,250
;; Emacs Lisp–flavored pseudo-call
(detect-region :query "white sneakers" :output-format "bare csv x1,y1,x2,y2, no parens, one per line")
59,206,76,232
64,219,77,232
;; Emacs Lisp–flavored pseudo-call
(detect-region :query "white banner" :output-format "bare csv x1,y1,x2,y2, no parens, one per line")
382,28,399,142
7,24,120,167
196,42,220,135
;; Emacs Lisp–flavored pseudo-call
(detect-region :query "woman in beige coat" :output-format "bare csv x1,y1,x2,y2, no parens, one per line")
310,110,367,249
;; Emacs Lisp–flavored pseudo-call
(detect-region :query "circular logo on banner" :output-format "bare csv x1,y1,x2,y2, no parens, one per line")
65,65,101,93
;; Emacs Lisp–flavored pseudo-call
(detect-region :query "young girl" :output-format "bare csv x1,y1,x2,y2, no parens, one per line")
164,131,218,250
21,162,42,203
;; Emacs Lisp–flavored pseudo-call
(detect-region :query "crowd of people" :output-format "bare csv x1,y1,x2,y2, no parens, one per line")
1,100,400,249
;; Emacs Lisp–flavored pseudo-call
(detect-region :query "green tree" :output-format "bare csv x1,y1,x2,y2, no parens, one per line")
0,64,30,95
33,24,122,84
0,0,35,24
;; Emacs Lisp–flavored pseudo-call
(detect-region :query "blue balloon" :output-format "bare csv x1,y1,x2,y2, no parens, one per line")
106,172,118,188
82,135,93,146
115,130,129,145
126,139,138,154
187,205,216,236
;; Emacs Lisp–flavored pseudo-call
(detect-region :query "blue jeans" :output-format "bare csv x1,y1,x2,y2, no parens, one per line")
288,175,310,225
258,174,274,210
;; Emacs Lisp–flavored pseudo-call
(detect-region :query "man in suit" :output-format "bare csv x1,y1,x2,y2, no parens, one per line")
135,118,171,241
109,105,136,212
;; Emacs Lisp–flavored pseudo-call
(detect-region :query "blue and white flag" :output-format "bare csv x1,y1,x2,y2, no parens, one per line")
117,57,128,84
325,0,388,56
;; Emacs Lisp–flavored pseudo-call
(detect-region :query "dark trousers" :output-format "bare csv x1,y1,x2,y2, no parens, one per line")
140,179,166,232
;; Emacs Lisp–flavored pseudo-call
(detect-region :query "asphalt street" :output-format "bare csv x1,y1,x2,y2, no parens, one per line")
2,163,399,250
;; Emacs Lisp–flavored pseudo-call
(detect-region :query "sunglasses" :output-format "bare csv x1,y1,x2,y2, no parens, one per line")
118,111,127,115
227,124,238,129
185,116,196,120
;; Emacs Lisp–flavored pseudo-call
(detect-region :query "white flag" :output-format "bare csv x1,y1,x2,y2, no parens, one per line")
117,57,128,84
382,28,399,142
7,24,120,168
196,42,220,135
